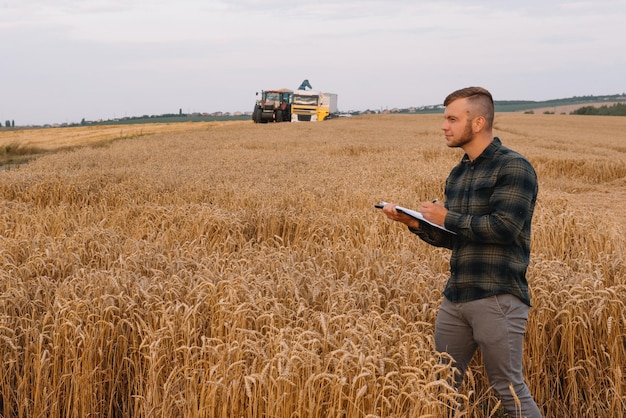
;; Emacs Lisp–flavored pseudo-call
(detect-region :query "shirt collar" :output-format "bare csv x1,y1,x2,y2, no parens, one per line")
462,137,502,164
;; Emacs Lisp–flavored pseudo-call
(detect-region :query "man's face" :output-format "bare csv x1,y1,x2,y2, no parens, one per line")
442,98,474,149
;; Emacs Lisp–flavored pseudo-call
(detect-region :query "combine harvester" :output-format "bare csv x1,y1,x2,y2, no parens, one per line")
252,80,338,123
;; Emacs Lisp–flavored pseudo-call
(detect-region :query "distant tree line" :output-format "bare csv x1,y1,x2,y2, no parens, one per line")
1,120,15,127
571,103,626,116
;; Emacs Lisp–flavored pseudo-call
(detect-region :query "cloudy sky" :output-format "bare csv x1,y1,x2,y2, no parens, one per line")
2,0,625,126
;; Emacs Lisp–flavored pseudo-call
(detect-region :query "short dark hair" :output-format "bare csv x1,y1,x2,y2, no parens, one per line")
444,86,494,128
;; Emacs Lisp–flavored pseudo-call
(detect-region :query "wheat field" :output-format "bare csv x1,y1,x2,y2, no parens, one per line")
0,114,624,417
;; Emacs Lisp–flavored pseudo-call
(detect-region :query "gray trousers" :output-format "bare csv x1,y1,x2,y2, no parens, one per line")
435,294,542,418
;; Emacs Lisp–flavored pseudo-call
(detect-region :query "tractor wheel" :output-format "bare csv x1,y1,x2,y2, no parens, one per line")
275,110,283,123
252,106,262,123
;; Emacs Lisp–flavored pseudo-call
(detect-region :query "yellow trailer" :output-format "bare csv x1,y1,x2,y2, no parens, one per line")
291,90,338,122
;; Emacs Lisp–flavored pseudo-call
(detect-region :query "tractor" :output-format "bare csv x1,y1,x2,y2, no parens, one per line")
252,89,293,123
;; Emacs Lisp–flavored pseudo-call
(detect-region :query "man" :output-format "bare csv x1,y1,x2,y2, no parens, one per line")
381,87,542,417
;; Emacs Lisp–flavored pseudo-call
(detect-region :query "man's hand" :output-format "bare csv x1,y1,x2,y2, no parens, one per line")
381,202,420,230
418,200,448,227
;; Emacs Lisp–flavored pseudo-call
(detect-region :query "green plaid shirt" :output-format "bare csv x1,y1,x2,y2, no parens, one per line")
412,138,538,306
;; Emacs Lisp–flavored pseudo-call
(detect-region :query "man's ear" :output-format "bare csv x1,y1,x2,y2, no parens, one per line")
473,116,486,132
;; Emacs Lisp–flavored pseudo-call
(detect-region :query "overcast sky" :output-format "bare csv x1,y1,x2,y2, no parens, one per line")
2,0,625,125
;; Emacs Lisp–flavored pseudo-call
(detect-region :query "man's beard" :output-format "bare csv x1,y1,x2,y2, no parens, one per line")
449,120,474,148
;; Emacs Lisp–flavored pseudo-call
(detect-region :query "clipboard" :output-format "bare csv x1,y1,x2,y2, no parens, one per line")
375,201,456,234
